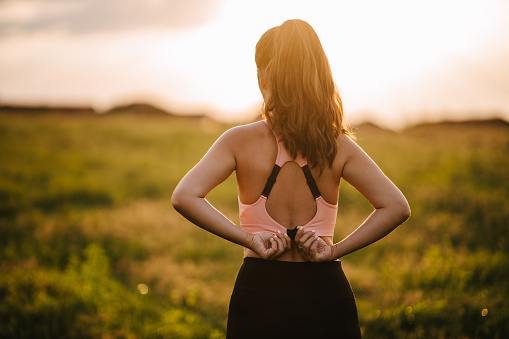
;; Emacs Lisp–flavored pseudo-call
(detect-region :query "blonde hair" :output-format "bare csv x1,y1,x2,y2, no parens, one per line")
255,19,351,172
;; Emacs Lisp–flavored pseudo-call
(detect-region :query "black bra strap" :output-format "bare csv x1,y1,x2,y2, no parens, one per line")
261,164,321,199
261,165,281,197
302,165,322,199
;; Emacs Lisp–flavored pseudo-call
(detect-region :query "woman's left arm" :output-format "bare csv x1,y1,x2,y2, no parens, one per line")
295,135,411,262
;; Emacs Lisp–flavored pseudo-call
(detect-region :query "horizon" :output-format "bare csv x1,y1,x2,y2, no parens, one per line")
2,101,507,132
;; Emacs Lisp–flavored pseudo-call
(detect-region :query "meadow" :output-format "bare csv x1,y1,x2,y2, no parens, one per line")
0,109,508,338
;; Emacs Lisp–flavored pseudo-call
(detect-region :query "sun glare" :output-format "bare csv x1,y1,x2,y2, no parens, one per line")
164,0,508,126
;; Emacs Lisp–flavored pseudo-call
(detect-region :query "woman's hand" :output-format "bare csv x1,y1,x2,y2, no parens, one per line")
249,231,291,260
295,228,335,262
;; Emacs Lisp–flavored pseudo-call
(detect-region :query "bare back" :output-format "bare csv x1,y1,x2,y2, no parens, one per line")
233,121,344,261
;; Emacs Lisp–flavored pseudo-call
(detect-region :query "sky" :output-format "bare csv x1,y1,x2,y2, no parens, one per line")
1,0,508,129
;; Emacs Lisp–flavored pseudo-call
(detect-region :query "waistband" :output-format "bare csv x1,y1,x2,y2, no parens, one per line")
243,256,340,267
233,257,354,300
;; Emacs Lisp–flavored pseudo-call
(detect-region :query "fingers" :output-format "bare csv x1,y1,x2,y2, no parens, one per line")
258,229,331,262
294,229,330,262
263,231,291,260
310,237,320,253
296,229,315,249
307,236,322,261
277,230,291,249
302,235,319,259
294,229,314,261
261,237,276,260
294,226,305,243
303,235,318,250
304,236,333,262
272,231,291,258
272,232,284,252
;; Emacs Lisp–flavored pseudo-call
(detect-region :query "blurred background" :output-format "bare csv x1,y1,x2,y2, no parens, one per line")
1,1,508,338
1,0,509,128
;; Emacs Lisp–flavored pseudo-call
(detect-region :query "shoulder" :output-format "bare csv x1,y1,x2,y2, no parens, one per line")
220,120,277,167
332,133,365,172
226,120,270,136
337,133,361,156
218,120,272,146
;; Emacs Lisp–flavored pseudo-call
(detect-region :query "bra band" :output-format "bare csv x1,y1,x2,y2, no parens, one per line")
286,228,298,240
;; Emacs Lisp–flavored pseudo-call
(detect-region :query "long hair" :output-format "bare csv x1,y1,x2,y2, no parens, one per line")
255,19,352,172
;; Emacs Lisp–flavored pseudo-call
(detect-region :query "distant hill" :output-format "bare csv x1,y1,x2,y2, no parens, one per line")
2,104,507,130
353,121,396,134
408,118,509,129
0,105,95,115
0,103,214,122
104,103,174,117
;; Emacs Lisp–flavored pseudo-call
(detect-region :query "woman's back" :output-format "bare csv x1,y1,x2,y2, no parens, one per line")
233,120,346,261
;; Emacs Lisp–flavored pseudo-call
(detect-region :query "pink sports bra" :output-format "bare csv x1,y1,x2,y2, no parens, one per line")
239,125,338,239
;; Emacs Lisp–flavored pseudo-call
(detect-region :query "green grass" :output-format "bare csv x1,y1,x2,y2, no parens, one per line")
1,111,508,338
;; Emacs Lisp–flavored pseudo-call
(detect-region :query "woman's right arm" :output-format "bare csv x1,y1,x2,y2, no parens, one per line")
171,127,290,259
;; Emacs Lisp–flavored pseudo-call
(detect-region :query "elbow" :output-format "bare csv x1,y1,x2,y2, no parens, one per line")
381,196,410,224
171,187,186,213
171,182,205,215
398,199,411,223
376,194,411,223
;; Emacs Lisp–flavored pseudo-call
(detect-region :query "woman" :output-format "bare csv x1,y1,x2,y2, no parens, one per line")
172,19,410,338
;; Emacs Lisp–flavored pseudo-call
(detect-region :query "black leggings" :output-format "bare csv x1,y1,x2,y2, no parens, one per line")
227,257,362,339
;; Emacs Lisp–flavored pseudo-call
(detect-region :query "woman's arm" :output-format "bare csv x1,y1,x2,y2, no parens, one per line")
171,128,290,259
296,136,411,261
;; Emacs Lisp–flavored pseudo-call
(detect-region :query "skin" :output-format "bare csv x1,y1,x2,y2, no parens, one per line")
171,71,411,262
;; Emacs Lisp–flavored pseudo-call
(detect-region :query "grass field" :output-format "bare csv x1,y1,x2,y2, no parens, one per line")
0,110,508,338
